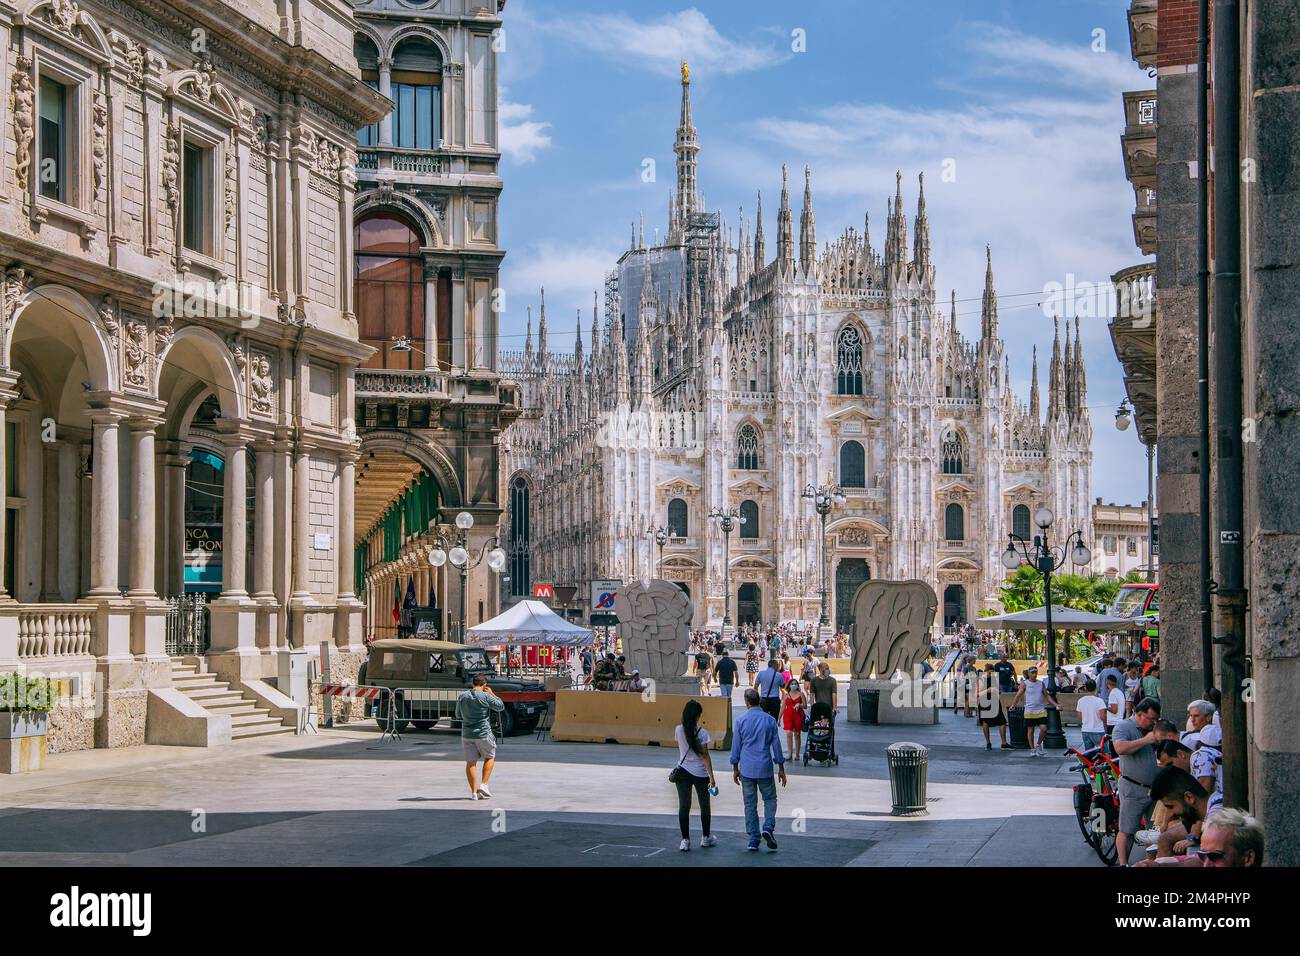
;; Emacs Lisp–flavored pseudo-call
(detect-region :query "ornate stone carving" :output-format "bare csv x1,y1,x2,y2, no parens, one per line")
313,137,341,176
98,295,119,338
615,580,693,683
225,141,238,230
849,579,938,680
161,121,181,211
123,321,149,390
249,352,273,416
838,526,873,546
122,40,145,87
11,56,35,194
154,321,174,348
192,56,216,103
227,335,247,374
92,92,108,204
47,0,82,34
2,269,29,337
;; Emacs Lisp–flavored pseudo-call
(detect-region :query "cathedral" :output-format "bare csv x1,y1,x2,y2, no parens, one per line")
499,65,1093,633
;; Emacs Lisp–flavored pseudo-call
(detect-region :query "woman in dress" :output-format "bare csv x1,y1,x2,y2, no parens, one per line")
782,678,807,763
744,641,759,687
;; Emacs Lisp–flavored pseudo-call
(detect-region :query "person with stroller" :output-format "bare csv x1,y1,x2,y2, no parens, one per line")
781,677,808,765
803,700,838,765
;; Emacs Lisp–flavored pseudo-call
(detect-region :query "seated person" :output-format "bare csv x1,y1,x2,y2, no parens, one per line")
614,655,631,679
807,700,833,736
592,653,618,690
627,670,647,693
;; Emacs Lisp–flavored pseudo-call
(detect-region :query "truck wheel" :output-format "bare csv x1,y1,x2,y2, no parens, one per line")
375,717,409,733
498,708,517,738
411,720,438,730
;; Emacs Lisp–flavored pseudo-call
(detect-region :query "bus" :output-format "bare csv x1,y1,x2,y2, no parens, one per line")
1107,583,1160,663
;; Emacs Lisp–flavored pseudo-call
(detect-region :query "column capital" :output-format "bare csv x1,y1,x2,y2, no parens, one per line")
213,417,263,447
86,390,165,421
127,414,166,433
0,369,21,405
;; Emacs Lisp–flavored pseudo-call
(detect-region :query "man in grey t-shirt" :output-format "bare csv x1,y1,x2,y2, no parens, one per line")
455,673,504,800
1111,696,1161,864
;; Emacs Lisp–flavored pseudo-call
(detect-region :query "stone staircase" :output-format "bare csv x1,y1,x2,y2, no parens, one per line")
169,660,293,741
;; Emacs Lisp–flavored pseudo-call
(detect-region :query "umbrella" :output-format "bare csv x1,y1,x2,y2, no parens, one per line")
973,605,1142,632
465,599,595,647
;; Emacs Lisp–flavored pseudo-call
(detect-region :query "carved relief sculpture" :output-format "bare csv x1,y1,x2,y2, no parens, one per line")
249,353,273,416
123,321,149,390
98,295,119,338
161,121,181,212
92,92,108,205
11,56,35,194
225,141,238,231
614,579,694,683
849,579,938,680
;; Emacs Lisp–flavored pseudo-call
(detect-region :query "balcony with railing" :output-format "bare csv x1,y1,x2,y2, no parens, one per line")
354,146,446,177
1109,262,1158,444
355,368,449,399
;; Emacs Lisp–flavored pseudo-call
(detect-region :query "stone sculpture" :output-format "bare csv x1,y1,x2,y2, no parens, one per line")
850,579,938,680
614,579,693,683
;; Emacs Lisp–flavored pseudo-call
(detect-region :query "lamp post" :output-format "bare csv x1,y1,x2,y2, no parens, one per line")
708,505,744,628
646,525,671,579
428,510,506,642
1001,507,1092,750
802,481,845,629
1115,398,1156,583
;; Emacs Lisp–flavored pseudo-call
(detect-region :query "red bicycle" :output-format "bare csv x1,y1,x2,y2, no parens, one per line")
1069,738,1125,866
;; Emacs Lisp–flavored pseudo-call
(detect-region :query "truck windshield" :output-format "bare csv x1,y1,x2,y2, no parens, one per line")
460,650,492,673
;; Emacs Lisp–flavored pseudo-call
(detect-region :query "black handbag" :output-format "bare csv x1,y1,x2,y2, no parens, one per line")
670,730,698,783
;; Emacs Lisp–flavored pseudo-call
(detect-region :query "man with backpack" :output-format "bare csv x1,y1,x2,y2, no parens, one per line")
713,644,738,701
695,644,714,692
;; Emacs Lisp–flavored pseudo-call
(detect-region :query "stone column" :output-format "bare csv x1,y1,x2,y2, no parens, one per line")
252,443,276,599
87,410,123,598
337,453,357,600
378,58,393,146
41,442,59,600
292,445,313,600
0,377,18,601
208,426,259,676
58,440,80,601
220,434,250,598
127,419,160,598
165,452,188,597
424,260,439,370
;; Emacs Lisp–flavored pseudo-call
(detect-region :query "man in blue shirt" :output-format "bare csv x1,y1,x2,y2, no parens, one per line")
731,687,787,851
755,658,785,721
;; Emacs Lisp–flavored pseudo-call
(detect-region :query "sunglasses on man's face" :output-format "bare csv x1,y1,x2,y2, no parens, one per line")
1192,849,1226,863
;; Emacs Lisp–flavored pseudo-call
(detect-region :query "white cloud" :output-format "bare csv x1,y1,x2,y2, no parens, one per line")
499,100,552,164
536,8,785,77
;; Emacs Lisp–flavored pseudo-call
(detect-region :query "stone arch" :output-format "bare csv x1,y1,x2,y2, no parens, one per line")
18,1,112,62
165,70,241,126
354,193,445,249
5,283,116,392
156,324,245,420
357,431,462,508
382,23,452,64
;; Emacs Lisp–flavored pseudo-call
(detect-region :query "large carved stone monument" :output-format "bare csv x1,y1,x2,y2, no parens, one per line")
615,579,697,695
847,579,941,725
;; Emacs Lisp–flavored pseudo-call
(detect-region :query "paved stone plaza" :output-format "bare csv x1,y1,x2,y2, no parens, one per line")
0,689,1100,867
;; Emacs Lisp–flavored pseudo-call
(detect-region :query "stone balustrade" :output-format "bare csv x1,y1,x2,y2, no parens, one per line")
15,606,95,659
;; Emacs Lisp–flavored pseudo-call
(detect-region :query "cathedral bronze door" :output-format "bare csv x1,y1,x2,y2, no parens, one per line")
835,558,871,633
943,584,968,628
737,583,761,626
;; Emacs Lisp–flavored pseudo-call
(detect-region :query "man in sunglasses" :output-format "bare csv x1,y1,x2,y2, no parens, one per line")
1197,807,1264,867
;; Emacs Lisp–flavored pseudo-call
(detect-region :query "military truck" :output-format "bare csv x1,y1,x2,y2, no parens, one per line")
361,638,547,736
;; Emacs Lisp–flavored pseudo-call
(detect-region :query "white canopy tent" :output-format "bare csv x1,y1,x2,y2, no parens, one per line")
973,605,1143,632
465,599,595,647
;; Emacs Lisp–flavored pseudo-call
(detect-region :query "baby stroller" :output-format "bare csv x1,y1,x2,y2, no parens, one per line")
802,701,839,766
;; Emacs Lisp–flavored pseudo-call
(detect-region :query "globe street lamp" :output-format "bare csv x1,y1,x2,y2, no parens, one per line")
802,482,845,629
1116,398,1157,583
646,525,672,579
1001,507,1092,749
708,505,744,628
428,510,506,642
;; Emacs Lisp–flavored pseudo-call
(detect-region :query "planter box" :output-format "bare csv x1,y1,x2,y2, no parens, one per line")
0,711,50,773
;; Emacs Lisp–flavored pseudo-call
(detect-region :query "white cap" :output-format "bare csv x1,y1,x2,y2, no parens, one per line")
1198,723,1223,748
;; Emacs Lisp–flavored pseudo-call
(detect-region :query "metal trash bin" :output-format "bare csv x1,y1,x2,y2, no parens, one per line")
857,688,880,724
886,742,930,816
1007,706,1029,750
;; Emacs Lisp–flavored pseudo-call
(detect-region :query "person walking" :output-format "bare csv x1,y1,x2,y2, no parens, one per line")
671,699,717,851
977,664,1010,749
755,658,785,722
1076,678,1107,749
744,641,759,688
1009,665,1059,754
781,678,807,763
455,673,505,799
731,688,787,851
809,661,838,723
694,643,714,693
714,644,738,702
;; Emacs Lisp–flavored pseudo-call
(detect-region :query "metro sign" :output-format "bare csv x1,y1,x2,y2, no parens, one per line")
532,583,555,600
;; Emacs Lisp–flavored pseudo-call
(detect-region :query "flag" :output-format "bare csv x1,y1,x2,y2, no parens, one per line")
405,577,417,610
428,579,437,608
391,579,401,623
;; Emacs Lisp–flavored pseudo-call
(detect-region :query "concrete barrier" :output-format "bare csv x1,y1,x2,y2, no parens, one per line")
550,689,732,749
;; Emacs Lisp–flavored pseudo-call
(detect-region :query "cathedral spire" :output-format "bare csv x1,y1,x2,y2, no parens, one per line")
1063,319,1075,415
950,288,958,335
777,164,794,276
524,305,534,364
1073,315,1087,418
981,244,998,342
753,190,766,268
891,171,907,268
1030,345,1041,423
1048,315,1065,420
913,172,931,271
575,309,584,365
591,291,600,357
674,59,699,227
799,165,816,276
863,211,873,263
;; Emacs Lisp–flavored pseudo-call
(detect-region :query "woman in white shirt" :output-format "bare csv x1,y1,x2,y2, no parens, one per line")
1010,666,1059,755
672,699,717,851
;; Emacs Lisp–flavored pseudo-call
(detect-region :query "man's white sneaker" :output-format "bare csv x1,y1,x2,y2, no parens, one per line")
476,785,492,799
701,835,718,848
679,839,691,852
1134,828,1161,847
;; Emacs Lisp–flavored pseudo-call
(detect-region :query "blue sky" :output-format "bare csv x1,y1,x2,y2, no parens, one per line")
494,0,1154,508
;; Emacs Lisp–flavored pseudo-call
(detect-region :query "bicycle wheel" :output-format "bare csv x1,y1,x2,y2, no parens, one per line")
1093,826,1119,866
1073,784,1098,847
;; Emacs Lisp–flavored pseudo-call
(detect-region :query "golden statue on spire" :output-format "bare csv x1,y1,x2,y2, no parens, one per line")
681,59,690,84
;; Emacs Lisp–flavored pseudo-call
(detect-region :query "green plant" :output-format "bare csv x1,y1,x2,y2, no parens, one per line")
0,673,59,714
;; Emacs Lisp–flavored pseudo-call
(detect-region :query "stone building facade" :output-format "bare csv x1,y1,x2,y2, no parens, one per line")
1090,498,1155,580
0,0,386,749
348,0,518,644
499,68,1094,632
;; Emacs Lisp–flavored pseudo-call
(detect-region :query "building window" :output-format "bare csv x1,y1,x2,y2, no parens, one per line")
836,325,864,395
945,503,964,542
508,476,530,596
1105,535,1117,554
667,498,688,538
38,76,70,203
1127,537,1137,556
391,38,442,150
354,212,427,370
736,423,760,470
941,430,964,474
1012,504,1030,540
839,440,866,488
182,141,213,255
739,499,759,539
356,36,380,147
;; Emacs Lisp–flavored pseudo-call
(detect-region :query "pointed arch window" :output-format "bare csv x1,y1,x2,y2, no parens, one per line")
667,498,689,538
739,499,759,539
736,423,760,470
941,429,965,474
1012,503,1031,540
508,476,530,596
945,503,965,542
836,325,864,395
839,440,866,488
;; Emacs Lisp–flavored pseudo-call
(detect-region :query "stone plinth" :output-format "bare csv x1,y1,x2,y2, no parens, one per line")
848,677,938,725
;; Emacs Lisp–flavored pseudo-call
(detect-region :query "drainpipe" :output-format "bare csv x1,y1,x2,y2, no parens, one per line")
1197,0,1215,701
1211,0,1248,809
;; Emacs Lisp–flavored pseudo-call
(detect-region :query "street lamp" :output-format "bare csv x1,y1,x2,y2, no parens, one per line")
1000,507,1092,749
428,510,506,642
802,481,846,629
708,505,744,628
1116,398,1156,583
646,525,671,579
